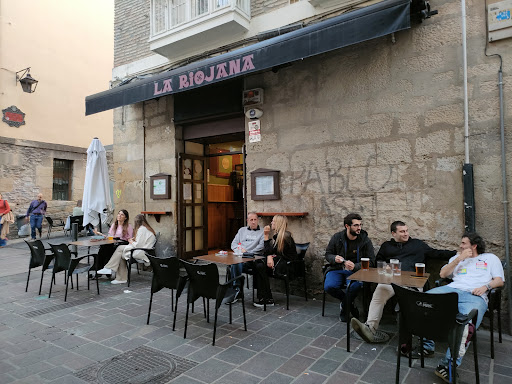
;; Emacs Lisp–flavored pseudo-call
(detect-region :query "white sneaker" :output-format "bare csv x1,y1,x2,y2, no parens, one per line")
111,280,127,285
97,268,112,275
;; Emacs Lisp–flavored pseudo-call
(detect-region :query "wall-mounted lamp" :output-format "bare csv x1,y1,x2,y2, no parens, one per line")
16,68,38,93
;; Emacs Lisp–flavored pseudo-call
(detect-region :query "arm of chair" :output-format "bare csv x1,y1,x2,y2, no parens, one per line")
221,274,246,288
456,308,478,325
129,247,155,258
69,253,96,273
435,277,453,287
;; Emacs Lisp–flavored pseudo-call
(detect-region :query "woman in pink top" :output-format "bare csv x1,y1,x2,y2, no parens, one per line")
107,209,133,240
94,209,133,269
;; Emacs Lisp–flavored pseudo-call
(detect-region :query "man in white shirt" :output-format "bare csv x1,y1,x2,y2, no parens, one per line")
427,232,504,383
226,212,264,304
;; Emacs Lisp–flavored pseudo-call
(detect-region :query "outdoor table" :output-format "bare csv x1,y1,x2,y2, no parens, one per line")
345,268,430,352
193,251,264,282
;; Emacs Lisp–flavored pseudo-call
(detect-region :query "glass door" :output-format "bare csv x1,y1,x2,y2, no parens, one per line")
178,153,208,259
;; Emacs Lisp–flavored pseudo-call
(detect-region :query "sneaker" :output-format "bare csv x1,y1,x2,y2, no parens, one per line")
351,318,390,343
97,268,113,275
253,298,275,308
224,288,240,305
404,345,435,359
111,280,127,285
435,364,458,383
339,302,346,322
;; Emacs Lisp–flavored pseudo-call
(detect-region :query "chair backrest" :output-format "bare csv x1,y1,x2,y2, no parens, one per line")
49,244,72,273
46,217,54,226
180,260,219,301
295,242,310,259
147,255,181,293
69,216,84,229
25,240,47,268
392,283,459,342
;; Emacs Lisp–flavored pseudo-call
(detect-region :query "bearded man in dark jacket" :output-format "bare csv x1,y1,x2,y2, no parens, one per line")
351,220,456,346
324,213,375,322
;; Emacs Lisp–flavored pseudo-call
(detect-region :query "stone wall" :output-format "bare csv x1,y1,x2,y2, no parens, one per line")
114,0,151,67
0,137,115,238
112,98,178,257
112,0,512,301
251,0,289,17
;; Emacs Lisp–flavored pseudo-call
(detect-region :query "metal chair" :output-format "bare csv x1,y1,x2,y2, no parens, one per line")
392,283,479,384
127,233,160,287
180,260,247,345
146,255,187,327
436,272,503,359
25,240,55,294
45,217,66,238
48,244,99,301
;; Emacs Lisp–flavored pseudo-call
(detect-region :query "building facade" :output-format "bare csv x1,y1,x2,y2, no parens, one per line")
88,0,511,296
0,0,114,230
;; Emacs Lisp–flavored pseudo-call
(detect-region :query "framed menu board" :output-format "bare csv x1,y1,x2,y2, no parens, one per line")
251,168,280,200
150,173,171,200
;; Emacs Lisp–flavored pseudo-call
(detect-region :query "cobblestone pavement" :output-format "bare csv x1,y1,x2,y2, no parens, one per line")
1,233,511,383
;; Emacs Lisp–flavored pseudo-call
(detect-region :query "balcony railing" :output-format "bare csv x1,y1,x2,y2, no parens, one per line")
151,0,251,37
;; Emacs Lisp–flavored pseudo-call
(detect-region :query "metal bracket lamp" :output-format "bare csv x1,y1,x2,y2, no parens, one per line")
16,67,38,93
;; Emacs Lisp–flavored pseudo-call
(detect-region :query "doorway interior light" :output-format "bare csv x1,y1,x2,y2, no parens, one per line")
16,67,38,93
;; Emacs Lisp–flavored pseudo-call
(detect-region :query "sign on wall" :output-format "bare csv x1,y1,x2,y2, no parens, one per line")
248,120,261,143
2,106,25,128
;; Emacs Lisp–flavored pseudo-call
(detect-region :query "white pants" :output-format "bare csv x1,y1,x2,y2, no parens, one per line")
366,284,395,331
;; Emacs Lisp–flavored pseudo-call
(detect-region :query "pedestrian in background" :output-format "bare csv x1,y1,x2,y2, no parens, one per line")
0,193,13,247
26,193,47,240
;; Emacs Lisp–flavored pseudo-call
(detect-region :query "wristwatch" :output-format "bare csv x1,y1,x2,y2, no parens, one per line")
485,283,492,291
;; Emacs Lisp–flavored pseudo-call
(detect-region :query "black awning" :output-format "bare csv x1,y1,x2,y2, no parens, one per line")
86,0,411,115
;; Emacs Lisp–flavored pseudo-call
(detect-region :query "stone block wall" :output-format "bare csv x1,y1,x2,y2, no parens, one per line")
114,0,151,67
112,98,178,257
251,0,289,17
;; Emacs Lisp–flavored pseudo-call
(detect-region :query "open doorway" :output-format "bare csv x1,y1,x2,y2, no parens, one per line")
179,132,245,259
206,140,245,250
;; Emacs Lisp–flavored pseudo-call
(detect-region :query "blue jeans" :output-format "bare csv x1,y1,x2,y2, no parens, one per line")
422,286,488,366
30,215,44,239
0,223,6,246
324,269,363,302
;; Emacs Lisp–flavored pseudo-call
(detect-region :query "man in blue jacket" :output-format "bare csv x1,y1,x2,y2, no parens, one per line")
324,213,375,322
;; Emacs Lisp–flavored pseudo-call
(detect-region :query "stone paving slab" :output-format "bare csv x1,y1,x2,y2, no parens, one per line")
0,235,512,383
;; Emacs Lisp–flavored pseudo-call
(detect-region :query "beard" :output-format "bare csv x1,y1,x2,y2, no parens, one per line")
350,228,359,238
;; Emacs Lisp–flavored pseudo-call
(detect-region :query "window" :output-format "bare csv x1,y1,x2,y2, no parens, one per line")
53,159,73,200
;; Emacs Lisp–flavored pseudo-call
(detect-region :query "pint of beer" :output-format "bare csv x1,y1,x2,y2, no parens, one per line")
415,263,425,277
361,258,370,270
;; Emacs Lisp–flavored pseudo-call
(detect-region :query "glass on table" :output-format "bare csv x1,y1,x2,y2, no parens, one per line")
361,258,370,270
392,261,401,276
415,263,425,277
377,261,386,274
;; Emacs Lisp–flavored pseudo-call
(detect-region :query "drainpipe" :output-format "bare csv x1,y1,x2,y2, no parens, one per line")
142,103,146,212
497,65,512,335
461,0,475,232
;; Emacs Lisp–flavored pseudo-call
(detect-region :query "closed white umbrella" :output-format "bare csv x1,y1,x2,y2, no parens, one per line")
82,137,112,230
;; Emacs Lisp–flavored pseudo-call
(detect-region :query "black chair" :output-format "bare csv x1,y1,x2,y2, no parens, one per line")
180,260,247,345
146,255,187,327
25,240,56,294
45,217,66,239
68,215,84,236
48,244,99,301
263,242,309,310
392,283,479,384
436,275,503,359
127,233,160,287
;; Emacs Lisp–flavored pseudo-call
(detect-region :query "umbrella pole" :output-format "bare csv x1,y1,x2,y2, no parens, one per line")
98,213,102,233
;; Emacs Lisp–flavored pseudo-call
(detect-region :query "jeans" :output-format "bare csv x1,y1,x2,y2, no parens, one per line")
324,269,363,302
30,215,44,239
0,223,6,246
423,285,488,366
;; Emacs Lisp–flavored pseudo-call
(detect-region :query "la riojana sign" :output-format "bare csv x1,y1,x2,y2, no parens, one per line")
2,106,25,128
153,54,255,96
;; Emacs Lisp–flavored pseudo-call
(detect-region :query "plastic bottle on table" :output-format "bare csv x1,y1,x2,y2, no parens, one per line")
236,243,243,256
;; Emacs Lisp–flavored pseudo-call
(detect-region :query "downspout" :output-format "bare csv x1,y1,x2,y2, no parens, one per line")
498,64,512,335
461,0,476,232
484,1,511,334
142,103,146,212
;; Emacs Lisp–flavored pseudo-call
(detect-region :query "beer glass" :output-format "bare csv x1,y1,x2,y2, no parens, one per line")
361,258,370,270
415,263,425,277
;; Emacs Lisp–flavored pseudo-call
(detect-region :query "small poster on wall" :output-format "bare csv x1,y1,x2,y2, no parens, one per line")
248,120,261,143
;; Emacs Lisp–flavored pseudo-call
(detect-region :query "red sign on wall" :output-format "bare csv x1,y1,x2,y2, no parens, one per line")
2,106,25,127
